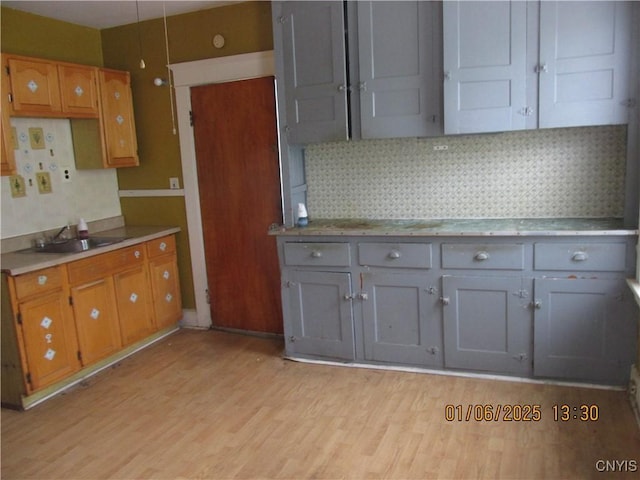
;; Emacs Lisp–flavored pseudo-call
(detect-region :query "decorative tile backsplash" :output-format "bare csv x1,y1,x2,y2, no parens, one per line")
1,117,121,239
305,126,626,219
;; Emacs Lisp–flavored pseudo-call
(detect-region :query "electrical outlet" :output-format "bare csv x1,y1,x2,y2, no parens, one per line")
61,166,72,183
169,177,180,189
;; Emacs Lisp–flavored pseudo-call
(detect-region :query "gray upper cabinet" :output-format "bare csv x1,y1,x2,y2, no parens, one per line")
276,1,349,144
273,1,443,143
443,0,633,134
538,1,632,128
443,1,528,134
357,1,442,138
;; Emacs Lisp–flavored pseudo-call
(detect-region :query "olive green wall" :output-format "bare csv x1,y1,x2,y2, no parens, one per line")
101,1,273,310
0,7,103,65
0,2,271,312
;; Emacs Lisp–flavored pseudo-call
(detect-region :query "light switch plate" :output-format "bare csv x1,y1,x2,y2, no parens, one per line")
9,175,26,198
36,172,52,194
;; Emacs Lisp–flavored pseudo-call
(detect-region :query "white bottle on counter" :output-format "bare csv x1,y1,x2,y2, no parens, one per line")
78,218,89,239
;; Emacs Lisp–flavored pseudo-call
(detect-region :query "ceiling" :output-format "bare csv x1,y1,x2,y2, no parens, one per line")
1,1,240,29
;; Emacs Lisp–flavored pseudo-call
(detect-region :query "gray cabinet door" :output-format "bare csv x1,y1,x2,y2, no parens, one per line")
278,1,348,143
442,275,532,375
286,270,355,360
533,278,637,384
443,1,527,133
361,273,442,367
357,1,442,138
538,1,632,128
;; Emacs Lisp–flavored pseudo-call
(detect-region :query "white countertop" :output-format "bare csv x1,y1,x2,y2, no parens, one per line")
1,225,180,276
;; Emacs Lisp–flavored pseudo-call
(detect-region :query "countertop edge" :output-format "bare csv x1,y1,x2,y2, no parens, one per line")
1,226,181,276
270,229,639,237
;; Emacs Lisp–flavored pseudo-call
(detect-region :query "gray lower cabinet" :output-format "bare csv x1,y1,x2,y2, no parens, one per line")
360,272,442,367
533,278,637,384
277,235,637,385
284,269,355,361
442,275,533,376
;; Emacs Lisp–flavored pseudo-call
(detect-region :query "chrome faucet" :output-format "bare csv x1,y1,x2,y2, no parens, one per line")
52,224,70,242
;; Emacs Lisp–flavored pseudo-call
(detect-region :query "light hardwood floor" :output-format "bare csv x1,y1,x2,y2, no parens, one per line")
2,329,639,479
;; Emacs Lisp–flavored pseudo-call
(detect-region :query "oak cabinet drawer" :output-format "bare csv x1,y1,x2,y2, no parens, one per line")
147,235,176,258
358,242,432,269
534,242,627,272
442,243,525,270
283,242,351,267
68,245,146,284
13,266,64,299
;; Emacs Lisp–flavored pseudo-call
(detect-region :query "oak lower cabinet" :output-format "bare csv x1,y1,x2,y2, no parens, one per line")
147,236,182,330
361,272,442,367
285,270,355,360
68,244,152,352
4,267,80,394
2,233,182,409
442,275,533,376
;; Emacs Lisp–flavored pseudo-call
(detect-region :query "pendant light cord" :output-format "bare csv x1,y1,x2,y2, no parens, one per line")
163,3,177,135
136,1,145,69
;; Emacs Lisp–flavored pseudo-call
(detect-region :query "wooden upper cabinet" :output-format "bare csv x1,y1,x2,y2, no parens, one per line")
58,64,99,118
1,55,17,176
6,56,62,116
98,69,139,168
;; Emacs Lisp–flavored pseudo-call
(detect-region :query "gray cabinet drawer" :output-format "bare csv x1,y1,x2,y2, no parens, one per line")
358,242,432,269
442,243,525,270
534,242,627,272
283,242,351,267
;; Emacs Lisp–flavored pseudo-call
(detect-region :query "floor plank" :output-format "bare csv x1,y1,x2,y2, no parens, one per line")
2,329,639,479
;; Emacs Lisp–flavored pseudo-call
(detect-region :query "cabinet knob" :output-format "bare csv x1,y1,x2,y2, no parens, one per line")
532,300,542,310
571,251,588,262
388,250,401,259
337,84,346,92
358,82,367,92
344,293,355,301
535,63,548,74
159,242,167,251
134,250,141,258
310,250,323,258
474,251,489,261
441,296,450,306
358,292,369,301
37,275,48,285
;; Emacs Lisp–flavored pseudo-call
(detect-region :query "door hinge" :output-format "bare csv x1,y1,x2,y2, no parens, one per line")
16,312,22,325
77,351,82,362
205,288,210,305
69,296,73,306
7,92,13,103
25,372,32,385
513,353,528,362
189,110,194,127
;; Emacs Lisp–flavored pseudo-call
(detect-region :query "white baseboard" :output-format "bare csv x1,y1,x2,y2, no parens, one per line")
630,365,640,428
178,309,208,329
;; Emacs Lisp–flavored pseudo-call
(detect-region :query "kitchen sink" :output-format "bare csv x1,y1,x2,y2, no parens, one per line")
27,236,128,254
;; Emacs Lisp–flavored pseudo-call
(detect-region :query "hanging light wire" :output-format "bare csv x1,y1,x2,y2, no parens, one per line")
163,2,177,135
136,0,145,69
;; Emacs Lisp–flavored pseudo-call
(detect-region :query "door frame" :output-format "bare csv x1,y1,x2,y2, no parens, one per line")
170,51,277,328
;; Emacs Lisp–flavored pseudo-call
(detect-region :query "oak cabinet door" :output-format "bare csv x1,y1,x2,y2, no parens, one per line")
113,266,154,345
71,277,121,365
149,256,182,330
59,64,99,117
18,291,80,392
7,57,62,115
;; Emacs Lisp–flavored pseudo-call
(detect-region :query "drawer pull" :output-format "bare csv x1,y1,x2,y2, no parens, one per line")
134,250,141,259
571,251,588,262
474,251,490,261
310,250,323,258
38,275,48,285
159,242,167,251
388,250,401,259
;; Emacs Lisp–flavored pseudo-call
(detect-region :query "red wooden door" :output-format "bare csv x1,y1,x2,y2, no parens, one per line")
191,77,283,334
